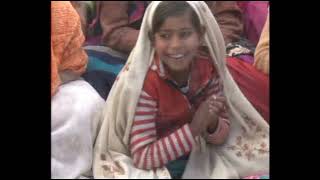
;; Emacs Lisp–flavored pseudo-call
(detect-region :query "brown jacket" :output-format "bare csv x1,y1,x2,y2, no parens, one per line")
99,1,243,53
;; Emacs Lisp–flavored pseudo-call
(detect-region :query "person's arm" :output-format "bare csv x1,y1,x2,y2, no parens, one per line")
99,1,140,53
206,1,244,45
206,110,230,145
130,90,196,170
254,13,269,75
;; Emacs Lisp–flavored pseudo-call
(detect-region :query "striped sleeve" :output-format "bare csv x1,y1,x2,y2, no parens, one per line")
206,108,231,145
130,91,196,170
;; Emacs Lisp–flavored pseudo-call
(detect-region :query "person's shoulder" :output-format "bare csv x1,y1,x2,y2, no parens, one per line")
145,64,161,82
140,66,162,98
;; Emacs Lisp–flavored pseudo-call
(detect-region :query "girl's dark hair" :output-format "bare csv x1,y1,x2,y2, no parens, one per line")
149,1,202,41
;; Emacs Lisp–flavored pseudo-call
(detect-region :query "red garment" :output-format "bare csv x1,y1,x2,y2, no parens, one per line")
145,54,229,138
129,54,230,170
226,57,269,123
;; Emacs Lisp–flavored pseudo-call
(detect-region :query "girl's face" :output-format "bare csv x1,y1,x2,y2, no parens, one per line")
154,12,202,73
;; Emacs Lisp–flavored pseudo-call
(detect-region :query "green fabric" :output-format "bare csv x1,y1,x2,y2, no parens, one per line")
166,155,189,179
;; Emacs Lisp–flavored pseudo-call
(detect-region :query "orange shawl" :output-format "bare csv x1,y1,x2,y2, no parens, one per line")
51,1,88,97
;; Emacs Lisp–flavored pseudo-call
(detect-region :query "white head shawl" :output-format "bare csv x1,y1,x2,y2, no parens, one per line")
93,1,269,178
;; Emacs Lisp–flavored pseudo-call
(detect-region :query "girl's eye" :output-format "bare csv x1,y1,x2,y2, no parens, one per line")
159,34,170,39
180,31,192,39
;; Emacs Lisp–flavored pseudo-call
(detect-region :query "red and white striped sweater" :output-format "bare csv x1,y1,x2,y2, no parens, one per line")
130,91,230,169
130,56,230,170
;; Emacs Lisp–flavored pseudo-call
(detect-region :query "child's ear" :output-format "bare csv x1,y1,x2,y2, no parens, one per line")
200,25,206,39
148,31,155,46
199,26,206,45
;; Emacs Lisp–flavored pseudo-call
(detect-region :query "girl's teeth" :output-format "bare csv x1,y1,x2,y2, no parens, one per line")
170,54,184,58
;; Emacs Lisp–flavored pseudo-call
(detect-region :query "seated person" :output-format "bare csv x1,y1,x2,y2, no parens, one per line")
93,1,269,179
51,1,104,178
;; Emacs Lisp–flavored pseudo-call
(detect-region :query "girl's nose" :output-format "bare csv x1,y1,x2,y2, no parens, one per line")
169,35,182,49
